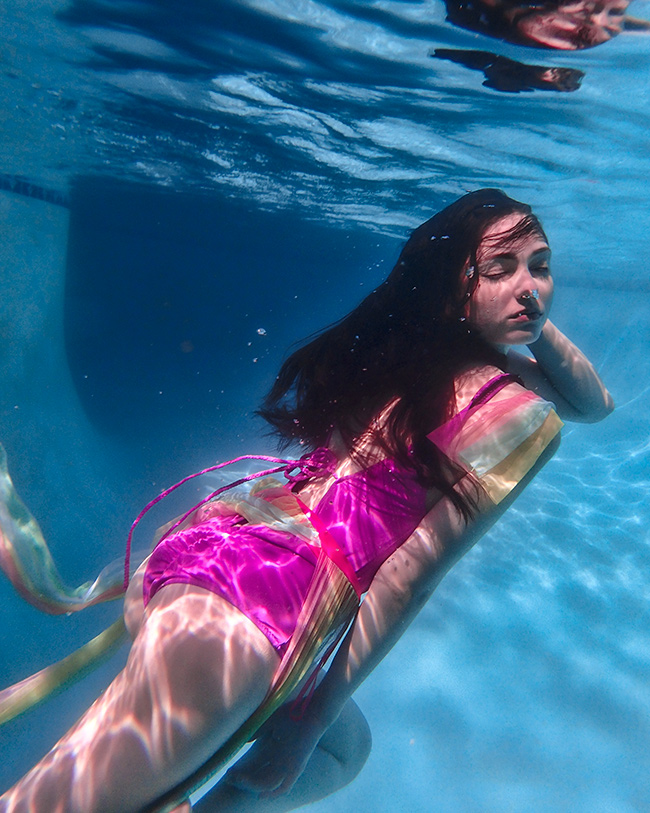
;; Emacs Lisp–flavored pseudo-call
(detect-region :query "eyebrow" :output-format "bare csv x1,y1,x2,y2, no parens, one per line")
484,246,551,261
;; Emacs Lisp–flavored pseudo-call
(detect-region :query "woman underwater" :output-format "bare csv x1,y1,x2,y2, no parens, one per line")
0,188,613,812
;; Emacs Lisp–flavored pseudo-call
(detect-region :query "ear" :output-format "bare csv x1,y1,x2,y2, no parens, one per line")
462,260,478,316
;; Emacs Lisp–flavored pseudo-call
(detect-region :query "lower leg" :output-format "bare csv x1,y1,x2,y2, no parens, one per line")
194,698,372,813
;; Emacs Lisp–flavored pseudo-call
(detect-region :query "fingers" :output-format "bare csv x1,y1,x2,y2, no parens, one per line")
224,738,304,797
225,752,289,795
222,704,326,798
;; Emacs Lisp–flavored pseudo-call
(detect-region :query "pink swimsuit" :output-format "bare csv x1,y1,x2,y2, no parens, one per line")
142,453,429,652
143,374,552,653
0,373,561,745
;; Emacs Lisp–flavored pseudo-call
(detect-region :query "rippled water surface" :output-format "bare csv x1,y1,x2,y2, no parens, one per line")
1,1,650,810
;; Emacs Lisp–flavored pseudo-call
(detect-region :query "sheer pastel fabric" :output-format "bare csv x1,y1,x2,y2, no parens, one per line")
0,373,562,809
428,384,563,504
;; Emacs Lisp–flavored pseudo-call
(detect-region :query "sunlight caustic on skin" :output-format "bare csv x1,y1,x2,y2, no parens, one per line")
467,213,553,352
0,586,278,813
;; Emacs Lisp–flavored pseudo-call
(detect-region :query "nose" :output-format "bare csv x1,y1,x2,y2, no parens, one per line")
514,266,539,300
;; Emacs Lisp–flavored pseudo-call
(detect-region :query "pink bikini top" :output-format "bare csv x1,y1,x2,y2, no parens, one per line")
300,373,521,594
124,373,521,596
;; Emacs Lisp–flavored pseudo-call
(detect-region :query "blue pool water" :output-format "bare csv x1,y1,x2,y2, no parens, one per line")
1,1,649,810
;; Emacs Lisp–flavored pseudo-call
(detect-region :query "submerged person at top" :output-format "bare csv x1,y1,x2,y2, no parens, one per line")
0,189,613,812
444,0,636,49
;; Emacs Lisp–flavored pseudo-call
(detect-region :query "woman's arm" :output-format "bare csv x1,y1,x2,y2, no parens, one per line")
223,494,475,799
226,429,560,797
304,432,561,737
506,320,614,423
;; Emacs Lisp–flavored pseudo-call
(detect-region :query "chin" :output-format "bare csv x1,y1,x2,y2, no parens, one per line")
505,329,543,346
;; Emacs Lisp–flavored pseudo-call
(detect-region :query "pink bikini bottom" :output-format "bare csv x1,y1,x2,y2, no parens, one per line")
143,513,318,654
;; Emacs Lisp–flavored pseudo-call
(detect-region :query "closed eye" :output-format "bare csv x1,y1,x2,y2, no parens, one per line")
531,264,551,275
481,258,515,278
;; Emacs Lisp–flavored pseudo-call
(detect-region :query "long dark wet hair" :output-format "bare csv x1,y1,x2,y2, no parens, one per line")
259,188,547,519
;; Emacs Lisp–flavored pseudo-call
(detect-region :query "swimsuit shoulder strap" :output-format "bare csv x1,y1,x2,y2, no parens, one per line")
467,372,522,410
427,372,523,448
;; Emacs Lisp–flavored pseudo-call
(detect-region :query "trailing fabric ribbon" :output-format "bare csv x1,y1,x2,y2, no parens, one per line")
0,441,134,726
123,448,338,589
0,445,338,727
0,442,126,614
0,619,128,725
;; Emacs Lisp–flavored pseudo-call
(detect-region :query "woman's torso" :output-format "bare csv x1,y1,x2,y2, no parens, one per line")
141,365,550,651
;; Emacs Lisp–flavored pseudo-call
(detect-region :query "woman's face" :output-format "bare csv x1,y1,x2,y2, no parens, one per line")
467,213,553,351
516,0,629,50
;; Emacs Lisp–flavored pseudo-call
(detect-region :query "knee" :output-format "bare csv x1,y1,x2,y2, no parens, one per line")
319,699,372,781
343,701,372,775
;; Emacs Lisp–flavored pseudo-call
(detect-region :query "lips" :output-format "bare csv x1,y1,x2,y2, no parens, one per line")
510,308,542,321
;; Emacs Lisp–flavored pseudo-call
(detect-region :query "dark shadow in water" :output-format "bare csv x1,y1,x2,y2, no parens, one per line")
64,179,399,459
434,49,584,92
57,0,435,87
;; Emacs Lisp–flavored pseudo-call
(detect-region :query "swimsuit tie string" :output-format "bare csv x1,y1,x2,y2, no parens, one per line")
283,447,337,485
123,448,336,590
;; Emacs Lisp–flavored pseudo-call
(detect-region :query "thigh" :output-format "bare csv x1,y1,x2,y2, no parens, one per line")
2,585,280,813
136,583,280,733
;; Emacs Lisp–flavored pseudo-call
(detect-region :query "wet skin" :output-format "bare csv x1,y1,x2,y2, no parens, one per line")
467,213,554,352
518,0,630,49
